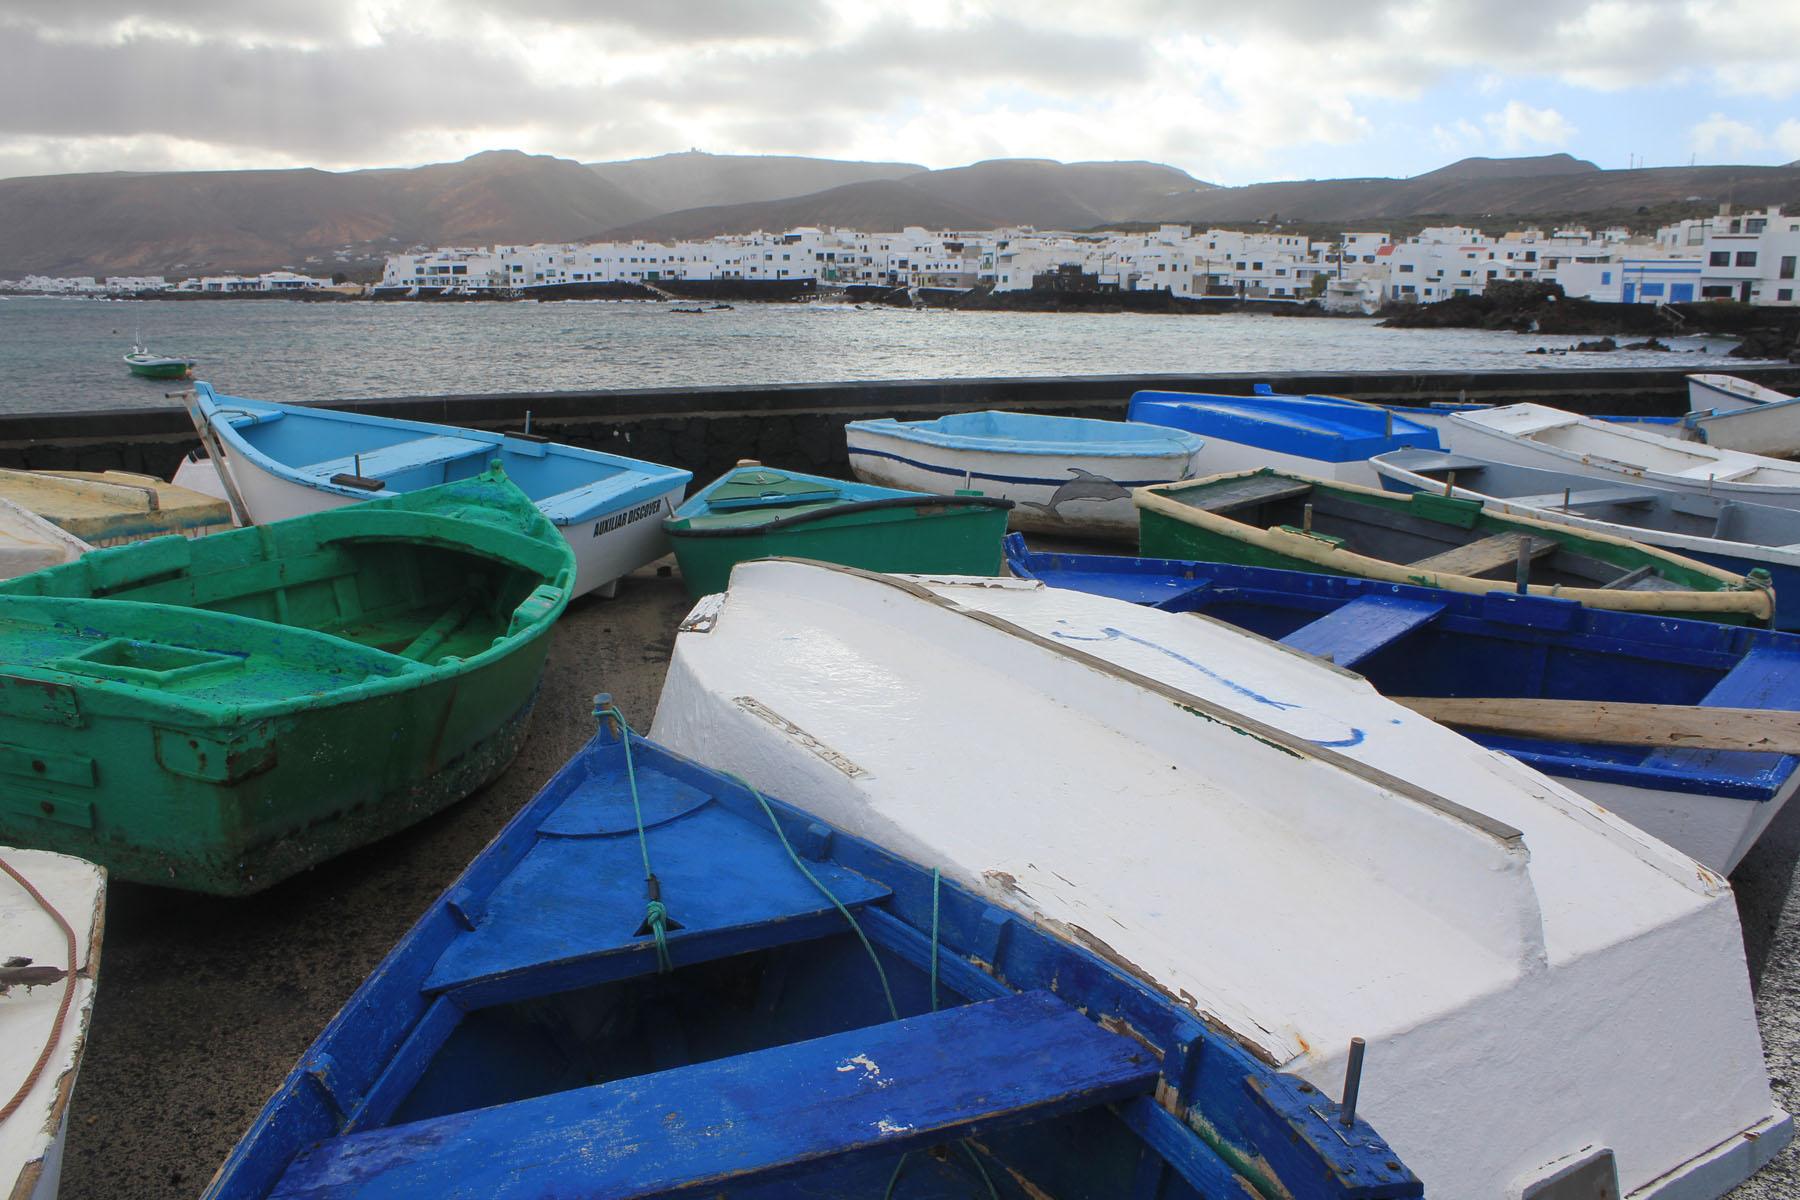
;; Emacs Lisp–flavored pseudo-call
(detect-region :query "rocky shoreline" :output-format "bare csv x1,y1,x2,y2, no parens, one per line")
1381,280,1800,360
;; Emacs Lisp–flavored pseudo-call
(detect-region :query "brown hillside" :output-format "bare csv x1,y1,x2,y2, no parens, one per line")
588,150,925,213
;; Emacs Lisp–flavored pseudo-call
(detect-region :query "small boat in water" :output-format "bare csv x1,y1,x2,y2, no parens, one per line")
201,707,1419,1200
187,381,691,599
1134,467,1774,624
843,410,1204,539
1432,402,1800,508
1125,383,1439,486
0,848,103,1200
1372,447,1800,629
0,499,89,580
1689,372,1794,412
0,468,231,547
0,466,574,894
651,557,1790,1198
664,460,1011,598
122,345,193,379
1005,535,1800,873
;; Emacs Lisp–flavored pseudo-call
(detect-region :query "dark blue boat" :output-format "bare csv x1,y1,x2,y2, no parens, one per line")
1004,534,1800,874
204,704,1419,1200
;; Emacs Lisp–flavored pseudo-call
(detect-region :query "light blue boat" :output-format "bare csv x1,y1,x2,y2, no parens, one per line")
185,381,691,598
844,410,1205,538
201,706,1420,1199
1127,383,1439,487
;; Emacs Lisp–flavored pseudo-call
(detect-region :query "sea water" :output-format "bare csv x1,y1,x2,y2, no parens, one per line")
0,294,1755,415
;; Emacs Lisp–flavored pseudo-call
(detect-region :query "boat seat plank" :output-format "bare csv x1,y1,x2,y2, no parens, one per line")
1642,647,1800,779
1174,475,1312,514
424,767,890,1002
1407,532,1558,577
267,990,1158,1200
1506,485,1659,510
303,436,494,482
1279,594,1447,669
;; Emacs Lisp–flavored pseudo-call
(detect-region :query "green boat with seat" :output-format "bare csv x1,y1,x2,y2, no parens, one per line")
0,465,574,894
663,460,1013,598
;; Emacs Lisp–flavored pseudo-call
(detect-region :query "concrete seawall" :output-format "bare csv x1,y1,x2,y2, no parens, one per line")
6,364,1800,482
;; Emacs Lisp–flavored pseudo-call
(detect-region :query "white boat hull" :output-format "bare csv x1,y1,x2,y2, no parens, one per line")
1690,398,1800,457
1185,436,1388,487
203,437,681,599
845,430,1203,539
0,849,104,1200
1689,373,1794,414
1439,403,1800,508
0,500,89,580
651,559,1788,1200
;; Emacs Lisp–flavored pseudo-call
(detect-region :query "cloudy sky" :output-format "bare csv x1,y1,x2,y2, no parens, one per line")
1,0,1796,186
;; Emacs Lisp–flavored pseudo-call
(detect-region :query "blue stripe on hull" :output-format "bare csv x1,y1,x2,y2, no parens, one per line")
849,446,1170,489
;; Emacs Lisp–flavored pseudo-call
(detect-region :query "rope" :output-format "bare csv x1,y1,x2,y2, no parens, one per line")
0,856,81,1124
596,698,672,973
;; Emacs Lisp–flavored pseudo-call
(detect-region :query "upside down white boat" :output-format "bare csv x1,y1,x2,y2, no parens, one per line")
0,849,104,1200
650,558,1791,1200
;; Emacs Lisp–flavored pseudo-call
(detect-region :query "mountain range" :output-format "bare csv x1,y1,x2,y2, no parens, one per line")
2,149,1797,280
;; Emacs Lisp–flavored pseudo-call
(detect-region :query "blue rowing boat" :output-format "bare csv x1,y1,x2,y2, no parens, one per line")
202,705,1419,1199
1005,534,1800,874
1126,383,1439,486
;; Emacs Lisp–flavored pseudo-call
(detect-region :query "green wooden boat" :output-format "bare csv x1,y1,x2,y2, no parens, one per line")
0,465,575,894
663,461,1012,599
1135,467,1775,625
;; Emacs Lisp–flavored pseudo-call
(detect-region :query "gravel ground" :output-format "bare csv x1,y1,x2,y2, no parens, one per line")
51,557,1800,1198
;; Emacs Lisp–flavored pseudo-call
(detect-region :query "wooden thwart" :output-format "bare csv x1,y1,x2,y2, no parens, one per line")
1407,532,1558,578
1177,475,1312,514
1392,696,1800,754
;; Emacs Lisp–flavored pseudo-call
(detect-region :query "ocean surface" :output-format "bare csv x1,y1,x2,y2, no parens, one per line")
0,294,1761,415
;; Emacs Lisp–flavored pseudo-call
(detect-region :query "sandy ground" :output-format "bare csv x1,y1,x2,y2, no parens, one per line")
53,556,1800,1199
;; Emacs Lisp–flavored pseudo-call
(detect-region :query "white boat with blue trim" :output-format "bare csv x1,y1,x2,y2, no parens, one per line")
185,382,691,599
1689,373,1794,413
1125,384,1440,487
653,557,1791,1200
843,411,1204,538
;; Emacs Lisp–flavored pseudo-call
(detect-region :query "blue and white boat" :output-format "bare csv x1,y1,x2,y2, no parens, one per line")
1689,372,1794,413
201,703,1422,1200
1372,447,1800,629
185,382,691,599
1005,534,1800,874
654,557,1789,1199
843,410,1204,539
1125,383,1439,487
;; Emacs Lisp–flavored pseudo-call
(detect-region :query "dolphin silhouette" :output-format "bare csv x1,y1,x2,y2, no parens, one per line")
1022,467,1131,517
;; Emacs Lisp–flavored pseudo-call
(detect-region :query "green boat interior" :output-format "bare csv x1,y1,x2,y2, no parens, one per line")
1166,472,1700,592
0,503,570,704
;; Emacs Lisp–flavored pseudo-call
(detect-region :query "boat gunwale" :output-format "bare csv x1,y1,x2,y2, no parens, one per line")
665,492,1014,538
844,413,1207,458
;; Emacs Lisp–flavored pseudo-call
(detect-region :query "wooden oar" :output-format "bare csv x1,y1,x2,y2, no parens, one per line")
1390,696,1800,754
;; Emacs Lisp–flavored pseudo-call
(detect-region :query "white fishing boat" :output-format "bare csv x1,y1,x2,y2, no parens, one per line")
843,411,1205,539
0,848,104,1200
0,500,89,580
1434,403,1800,508
1688,373,1794,413
186,382,691,599
651,558,1790,1200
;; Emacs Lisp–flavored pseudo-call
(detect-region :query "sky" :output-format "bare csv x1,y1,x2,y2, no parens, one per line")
0,0,1796,187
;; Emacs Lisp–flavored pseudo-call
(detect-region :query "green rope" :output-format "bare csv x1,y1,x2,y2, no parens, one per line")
726,771,899,1021
596,697,672,974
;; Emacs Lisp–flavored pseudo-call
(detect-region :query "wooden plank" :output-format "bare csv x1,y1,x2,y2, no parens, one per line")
1506,485,1658,510
1176,475,1311,514
1644,647,1800,772
1279,595,1447,669
1391,696,1800,754
1407,532,1557,578
268,990,1159,1200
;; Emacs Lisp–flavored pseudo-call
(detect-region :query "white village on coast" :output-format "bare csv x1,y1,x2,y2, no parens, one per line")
9,203,1800,309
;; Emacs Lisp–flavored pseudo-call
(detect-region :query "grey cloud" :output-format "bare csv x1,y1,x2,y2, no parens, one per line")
0,0,357,41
